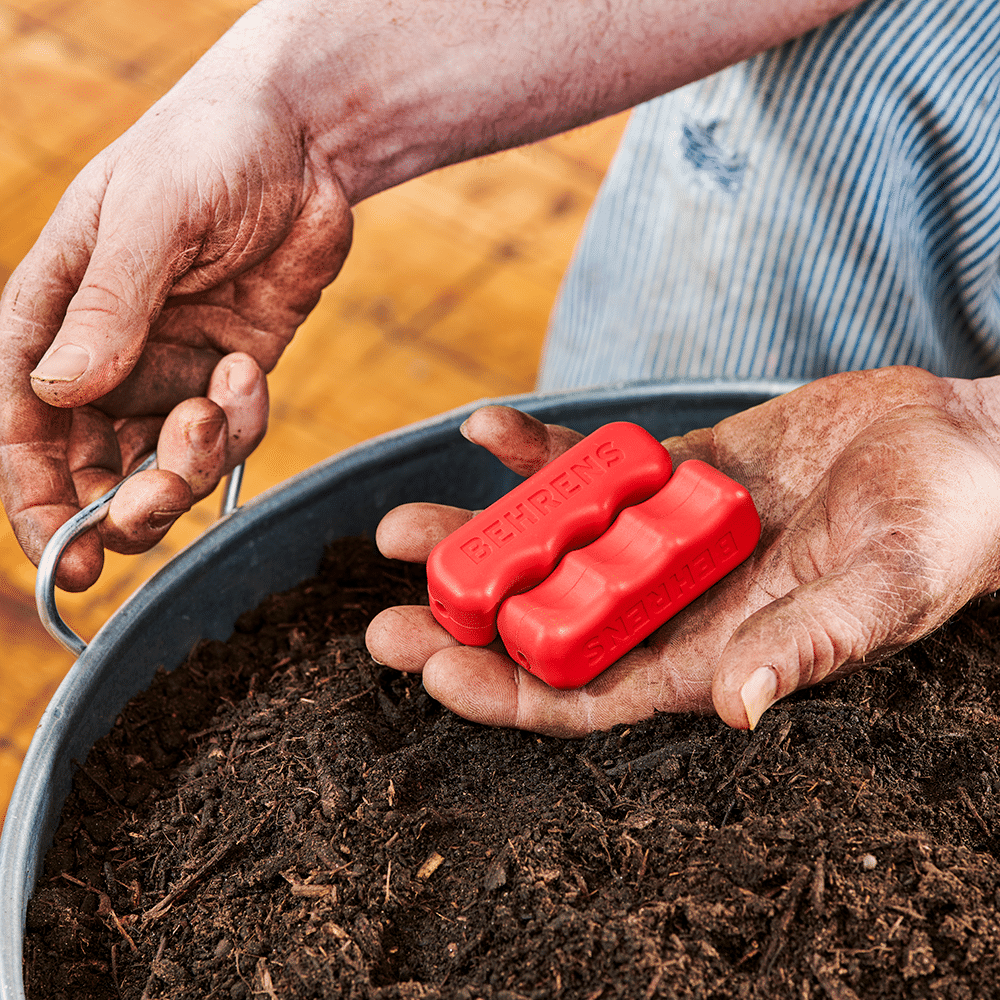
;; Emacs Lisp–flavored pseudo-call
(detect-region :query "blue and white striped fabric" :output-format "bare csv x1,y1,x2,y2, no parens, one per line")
537,0,1000,389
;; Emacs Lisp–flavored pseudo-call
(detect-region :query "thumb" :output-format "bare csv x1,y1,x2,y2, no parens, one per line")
29,247,159,407
711,567,898,730
26,161,192,408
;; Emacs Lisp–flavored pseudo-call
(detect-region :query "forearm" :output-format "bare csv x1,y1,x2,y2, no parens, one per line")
213,0,863,204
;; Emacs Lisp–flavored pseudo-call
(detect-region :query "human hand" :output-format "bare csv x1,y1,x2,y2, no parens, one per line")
367,367,1000,734
0,18,352,591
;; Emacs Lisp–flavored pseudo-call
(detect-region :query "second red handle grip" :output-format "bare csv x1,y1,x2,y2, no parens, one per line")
496,460,761,688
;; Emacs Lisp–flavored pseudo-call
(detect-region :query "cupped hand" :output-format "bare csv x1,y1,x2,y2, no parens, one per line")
367,367,1000,735
0,29,352,591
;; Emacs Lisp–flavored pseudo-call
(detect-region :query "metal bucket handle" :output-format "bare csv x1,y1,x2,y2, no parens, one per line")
35,458,245,656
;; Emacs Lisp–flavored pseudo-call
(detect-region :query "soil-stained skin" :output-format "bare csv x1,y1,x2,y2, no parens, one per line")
23,538,1000,1000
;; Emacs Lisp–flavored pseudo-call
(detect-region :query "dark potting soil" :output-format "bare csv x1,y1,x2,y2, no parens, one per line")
22,537,1000,1000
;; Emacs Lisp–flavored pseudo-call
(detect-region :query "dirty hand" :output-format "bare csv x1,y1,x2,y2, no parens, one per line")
367,367,1000,735
0,18,352,592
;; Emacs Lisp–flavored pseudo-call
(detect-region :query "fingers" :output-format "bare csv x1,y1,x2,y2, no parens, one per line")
102,469,194,554
207,352,269,471
422,645,526,725
67,405,126,507
154,397,228,500
375,503,475,563
95,398,215,555
366,597,708,739
86,341,222,420
10,501,104,594
365,605,463,671
81,351,268,564
460,406,583,476
62,408,189,567
421,642,694,738
0,401,104,591
108,352,268,545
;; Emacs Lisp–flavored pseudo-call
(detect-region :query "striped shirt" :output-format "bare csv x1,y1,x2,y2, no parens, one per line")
538,0,1000,389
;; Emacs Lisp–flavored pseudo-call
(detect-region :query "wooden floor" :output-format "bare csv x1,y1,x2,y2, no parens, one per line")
0,0,627,827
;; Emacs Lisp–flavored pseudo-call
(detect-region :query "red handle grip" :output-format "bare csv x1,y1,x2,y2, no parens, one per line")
426,422,673,645
496,460,761,688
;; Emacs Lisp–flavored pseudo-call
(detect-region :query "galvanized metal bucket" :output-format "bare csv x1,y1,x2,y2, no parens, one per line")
0,379,796,1000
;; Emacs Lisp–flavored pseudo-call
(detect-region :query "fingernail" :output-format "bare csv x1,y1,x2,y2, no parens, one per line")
227,356,258,395
147,509,185,531
458,418,472,440
740,666,778,730
186,415,226,451
31,344,90,382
